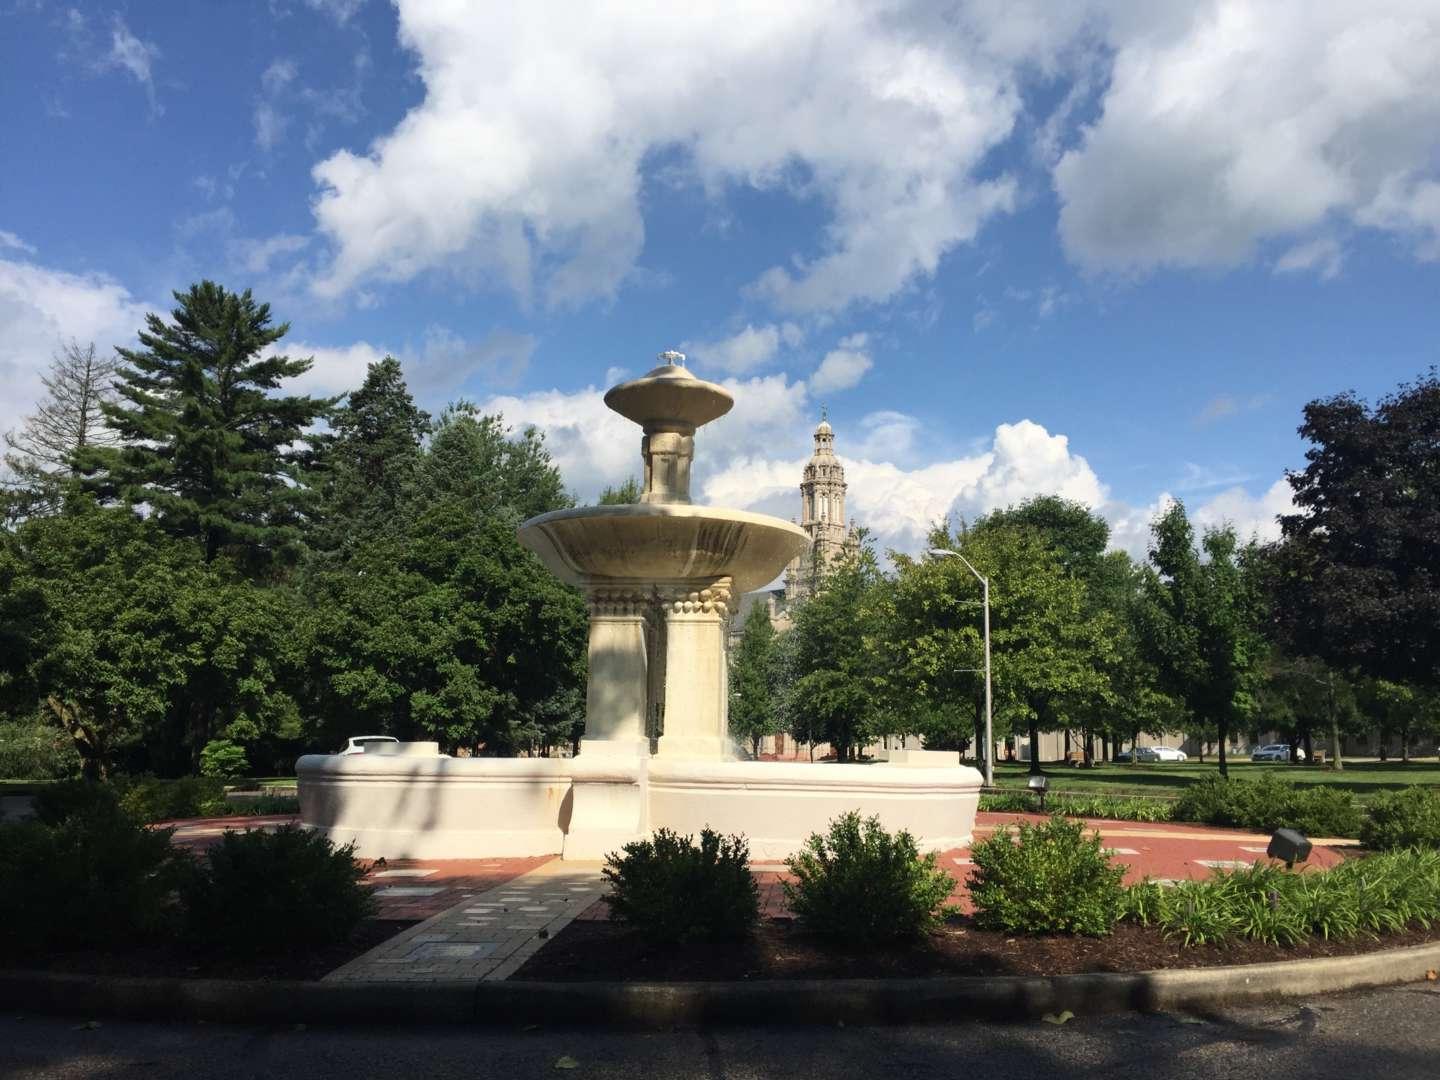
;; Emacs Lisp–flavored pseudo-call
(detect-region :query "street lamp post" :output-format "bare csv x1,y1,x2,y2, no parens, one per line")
928,548,993,787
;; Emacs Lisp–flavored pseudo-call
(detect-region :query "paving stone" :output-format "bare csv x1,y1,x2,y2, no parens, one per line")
372,869,439,879
374,886,445,898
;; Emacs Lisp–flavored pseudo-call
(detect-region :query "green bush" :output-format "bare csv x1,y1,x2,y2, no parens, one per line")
199,739,250,780
979,791,1174,823
0,719,81,781
118,776,230,823
968,815,1128,936
31,778,125,825
180,824,375,953
603,828,758,943
1127,849,1440,947
783,812,955,943
1173,775,1364,838
0,799,188,953
1361,787,1440,850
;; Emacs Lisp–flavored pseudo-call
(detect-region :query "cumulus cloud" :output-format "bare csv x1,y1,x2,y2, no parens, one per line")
809,334,873,395
0,257,156,441
306,2,1030,309
1054,1,1440,273
683,323,801,376
282,327,537,400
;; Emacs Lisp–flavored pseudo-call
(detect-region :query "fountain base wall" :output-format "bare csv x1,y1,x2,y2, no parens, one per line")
297,747,980,861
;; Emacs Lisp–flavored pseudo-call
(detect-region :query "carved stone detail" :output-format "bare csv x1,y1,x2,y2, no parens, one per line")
660,577,733,618
585,588,651,619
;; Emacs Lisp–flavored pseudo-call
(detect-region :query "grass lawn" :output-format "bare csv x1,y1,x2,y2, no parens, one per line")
987,758,1440,799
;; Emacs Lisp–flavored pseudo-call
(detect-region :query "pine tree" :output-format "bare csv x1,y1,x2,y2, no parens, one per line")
83,281,332,567
315,356,429,551
3,340,119,519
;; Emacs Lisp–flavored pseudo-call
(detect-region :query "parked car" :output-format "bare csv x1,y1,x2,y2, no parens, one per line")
1251,743,1305,763
339,735,399,756
1113,749,1134,763
1136,745,1188,763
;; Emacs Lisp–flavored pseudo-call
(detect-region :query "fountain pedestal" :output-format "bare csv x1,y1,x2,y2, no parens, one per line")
654,577,732,761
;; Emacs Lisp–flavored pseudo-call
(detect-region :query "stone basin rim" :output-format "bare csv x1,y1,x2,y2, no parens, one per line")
519,502,810,531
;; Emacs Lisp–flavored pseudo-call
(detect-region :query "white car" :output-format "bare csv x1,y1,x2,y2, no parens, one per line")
1251,743,1305,763
1136,746,1188,763
339,735,399,756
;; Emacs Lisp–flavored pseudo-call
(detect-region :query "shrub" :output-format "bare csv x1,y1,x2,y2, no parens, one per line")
1361,787,1440,850
31,778,125,825
1131,849,1440,947
603,828,758,943
181,824,375,953
1173,775,1363,838
0,719,81,781
783,812,955,943
978,791,1174,823
969,815,1127,936
0,799,188,953
199,739,250,780
118,776,230,823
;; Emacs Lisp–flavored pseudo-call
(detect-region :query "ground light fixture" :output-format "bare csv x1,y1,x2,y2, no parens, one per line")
926,547,993,786
1267,828,1312,869
1027,774,1049,812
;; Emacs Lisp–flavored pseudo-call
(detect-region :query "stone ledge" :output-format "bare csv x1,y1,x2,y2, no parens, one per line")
3,940,1438,1029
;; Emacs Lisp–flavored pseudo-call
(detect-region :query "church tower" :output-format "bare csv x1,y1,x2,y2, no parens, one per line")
785,410,855,602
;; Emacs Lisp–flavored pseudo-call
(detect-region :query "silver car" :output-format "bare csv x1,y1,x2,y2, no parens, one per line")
1251,743,1305,762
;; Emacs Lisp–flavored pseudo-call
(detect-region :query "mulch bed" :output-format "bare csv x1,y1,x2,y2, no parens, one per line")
5,918,418,982
515,916,1440,982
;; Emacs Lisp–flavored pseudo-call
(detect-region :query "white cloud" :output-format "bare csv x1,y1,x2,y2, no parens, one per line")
95,15,163,118
0,257,155,441
1054,1,1440,272
0,231,36,255
809,333,873,395
254,53,368,153
303,0,366,24
1274,236,1344,280
283,328,536,400
683,323,800,376
1190,478,1294,543
306,2,1030,310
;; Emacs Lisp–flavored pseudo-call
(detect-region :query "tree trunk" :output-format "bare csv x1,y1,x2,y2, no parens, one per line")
1063,729,1071,758
1302,727,1313,764
1217,721,1230,779
1131,726,1141,766
1101,733,1110,762
1084,728,1095,767
1028,719,1042,775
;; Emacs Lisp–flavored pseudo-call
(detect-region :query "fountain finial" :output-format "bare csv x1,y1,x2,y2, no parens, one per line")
658,349,686,367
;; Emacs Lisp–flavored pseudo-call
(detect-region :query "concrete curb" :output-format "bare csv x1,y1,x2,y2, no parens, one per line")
3,941,1438,1028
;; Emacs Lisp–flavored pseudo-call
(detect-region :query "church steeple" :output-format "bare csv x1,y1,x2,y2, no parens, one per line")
785,410,855,602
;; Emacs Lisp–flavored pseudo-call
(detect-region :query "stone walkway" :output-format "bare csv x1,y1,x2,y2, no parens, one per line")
325,859,607,983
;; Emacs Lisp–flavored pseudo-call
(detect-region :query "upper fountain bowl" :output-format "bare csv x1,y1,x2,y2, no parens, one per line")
517,503,809,596
603,356,732,434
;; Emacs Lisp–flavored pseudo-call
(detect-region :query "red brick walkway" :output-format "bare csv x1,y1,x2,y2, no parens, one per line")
162,811,1352,922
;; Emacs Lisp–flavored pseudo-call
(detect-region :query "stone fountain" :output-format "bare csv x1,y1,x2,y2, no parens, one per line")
297,353,980,860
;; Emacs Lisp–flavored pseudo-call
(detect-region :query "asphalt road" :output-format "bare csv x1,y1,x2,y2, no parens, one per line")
4,982,1438,1080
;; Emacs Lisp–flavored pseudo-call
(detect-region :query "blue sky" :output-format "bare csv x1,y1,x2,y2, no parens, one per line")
3,1,1439,558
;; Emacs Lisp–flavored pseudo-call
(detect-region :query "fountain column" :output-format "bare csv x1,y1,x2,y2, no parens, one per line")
578,586,651,755
654,577,733,760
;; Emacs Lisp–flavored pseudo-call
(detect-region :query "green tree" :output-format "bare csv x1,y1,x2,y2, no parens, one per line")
3,340,119,521
597,477,642,505
781,538,888,762
83,282,331,567
314,356,429,552
729,602,779,756
1278,370,1440,686
1356,679,1439,763
1,503,304,778
302,410,586,754
1142,502,1267,778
